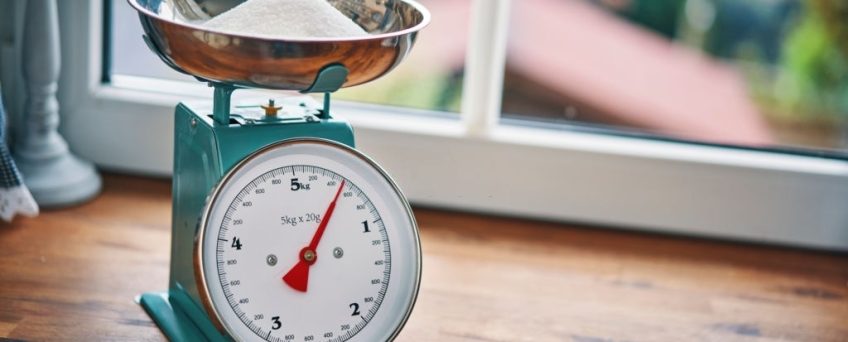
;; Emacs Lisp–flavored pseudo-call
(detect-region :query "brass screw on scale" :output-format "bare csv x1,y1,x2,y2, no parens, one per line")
261,99,282,118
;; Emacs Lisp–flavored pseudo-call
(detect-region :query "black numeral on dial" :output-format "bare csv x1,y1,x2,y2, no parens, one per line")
349,303,360,316
271,316,281,330
290,178,310,191
362,220,370,233
231,237,243,250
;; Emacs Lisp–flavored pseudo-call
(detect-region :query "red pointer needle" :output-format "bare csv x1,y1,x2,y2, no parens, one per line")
283,180,346,292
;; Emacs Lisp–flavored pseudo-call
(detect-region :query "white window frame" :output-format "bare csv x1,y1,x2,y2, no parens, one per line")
8,0,848,250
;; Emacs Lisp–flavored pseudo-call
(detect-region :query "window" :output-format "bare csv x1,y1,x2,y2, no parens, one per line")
334,0,469,112
502,0,848,157
4,0,844,250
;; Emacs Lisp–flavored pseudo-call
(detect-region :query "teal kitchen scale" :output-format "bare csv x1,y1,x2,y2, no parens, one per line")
127,0,430,341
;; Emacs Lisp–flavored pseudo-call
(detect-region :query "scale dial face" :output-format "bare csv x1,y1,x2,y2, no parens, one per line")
197,139,420,342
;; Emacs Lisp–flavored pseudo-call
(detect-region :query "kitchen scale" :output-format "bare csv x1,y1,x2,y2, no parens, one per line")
128,0,430,341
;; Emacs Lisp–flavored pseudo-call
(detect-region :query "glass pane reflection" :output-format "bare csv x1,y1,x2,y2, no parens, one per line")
502,0,848,154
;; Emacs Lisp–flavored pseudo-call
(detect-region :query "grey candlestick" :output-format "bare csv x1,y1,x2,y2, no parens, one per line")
13,0,101,207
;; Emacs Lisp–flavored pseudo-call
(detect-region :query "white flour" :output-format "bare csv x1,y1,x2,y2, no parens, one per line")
203,0,368,38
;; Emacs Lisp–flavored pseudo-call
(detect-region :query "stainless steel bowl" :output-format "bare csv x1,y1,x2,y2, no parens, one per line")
128,0,430,90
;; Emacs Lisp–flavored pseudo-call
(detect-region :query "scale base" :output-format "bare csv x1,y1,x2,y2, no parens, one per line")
138,291,228,342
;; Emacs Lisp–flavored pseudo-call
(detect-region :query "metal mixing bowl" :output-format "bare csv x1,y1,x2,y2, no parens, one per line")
128,0,430,90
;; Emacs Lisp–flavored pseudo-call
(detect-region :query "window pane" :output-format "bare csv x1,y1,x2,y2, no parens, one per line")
502,0,848,154
109,0,467,113
110,0,194,82
335,0,468,112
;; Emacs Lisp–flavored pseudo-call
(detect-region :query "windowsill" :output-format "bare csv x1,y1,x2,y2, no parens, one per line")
105,75,848,175
1,173,845,339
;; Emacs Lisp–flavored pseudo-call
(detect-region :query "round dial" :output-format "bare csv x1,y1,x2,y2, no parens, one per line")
197,139,420,342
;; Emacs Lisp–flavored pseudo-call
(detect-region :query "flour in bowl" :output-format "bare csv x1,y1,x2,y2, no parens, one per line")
203,0,368,38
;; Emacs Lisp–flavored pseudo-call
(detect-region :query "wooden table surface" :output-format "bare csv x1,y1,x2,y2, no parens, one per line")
1,174,846,341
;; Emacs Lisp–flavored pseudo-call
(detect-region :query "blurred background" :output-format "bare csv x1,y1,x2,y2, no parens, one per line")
112,0,848,155
344,0,848,155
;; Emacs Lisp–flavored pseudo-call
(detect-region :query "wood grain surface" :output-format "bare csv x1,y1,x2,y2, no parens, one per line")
1,174,846,341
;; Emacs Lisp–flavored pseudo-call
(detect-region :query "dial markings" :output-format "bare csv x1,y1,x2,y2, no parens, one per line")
214,165,391,342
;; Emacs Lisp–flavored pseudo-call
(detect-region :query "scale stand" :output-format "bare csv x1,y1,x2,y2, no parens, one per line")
139,65,349,342
129,0,429,339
